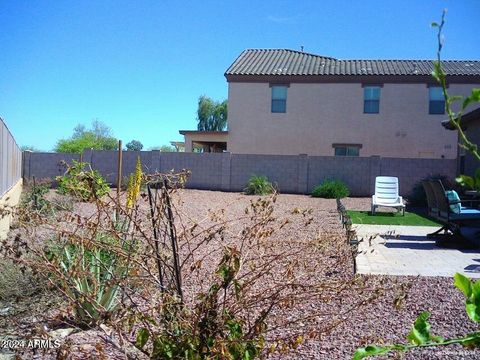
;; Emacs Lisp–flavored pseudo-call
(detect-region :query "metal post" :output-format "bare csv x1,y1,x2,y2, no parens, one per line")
116,140,123,216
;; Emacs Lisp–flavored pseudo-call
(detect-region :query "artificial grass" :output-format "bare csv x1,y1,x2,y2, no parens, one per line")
347,210,441,226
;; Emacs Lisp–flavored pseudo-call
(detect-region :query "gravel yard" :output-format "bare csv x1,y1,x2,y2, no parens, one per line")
1,190,479,359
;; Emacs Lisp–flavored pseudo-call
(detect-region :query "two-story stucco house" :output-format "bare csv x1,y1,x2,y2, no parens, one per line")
181,49,480,158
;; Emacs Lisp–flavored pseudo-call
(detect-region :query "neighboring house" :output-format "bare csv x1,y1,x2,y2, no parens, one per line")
443,107,480,176
179,130,228,153
182,49,480,158
169,141,185,152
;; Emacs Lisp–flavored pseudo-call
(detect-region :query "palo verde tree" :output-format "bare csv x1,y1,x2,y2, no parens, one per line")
55,120,118,153
196,95,228,131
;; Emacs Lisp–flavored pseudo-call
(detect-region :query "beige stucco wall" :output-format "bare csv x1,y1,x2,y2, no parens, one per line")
227,82,480,158
0,179,23,240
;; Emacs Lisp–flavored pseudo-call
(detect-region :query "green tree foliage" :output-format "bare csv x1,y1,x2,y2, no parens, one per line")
21,145,41,152
55,120,118,153
148,145,176,152
456,168,480,191
160,145,175,152
126,140,144,151
197,95,228,131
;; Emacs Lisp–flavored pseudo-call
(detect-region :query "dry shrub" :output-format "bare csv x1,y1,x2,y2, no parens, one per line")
1,171,390,359
0,258,39,300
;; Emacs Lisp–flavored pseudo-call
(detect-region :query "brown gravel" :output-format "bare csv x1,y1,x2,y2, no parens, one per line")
1,190,479,359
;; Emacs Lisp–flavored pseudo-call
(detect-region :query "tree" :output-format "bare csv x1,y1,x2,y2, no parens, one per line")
160,145,175,152
148,145,176,152
147,145,176,152
197,95,227,131
55,120,118,153
21,145,41,152
126,140,143,151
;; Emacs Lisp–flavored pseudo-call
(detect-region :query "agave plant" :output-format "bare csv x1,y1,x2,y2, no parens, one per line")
59,241,125,326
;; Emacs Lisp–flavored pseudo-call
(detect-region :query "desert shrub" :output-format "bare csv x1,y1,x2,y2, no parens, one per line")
456,168,480,191
56,160,110,201
4,170,380,358
137,247,266,359
408,174,454,206
244,175,275,195
0,259,39,300
311,180,349,199
21,180,51,213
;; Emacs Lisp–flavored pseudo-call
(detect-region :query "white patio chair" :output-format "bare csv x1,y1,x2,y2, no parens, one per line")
371,176,405,216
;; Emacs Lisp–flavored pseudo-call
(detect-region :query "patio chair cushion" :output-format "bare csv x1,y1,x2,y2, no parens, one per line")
445,190,461,214
450,208,480,220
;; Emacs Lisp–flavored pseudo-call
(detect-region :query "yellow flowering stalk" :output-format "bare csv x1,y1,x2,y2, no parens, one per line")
126,156,142,209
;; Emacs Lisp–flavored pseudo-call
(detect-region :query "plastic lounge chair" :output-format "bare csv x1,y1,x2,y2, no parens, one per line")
371,176,405,216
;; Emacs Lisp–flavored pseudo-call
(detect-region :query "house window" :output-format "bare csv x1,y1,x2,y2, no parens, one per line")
271,85,287,113
333,144,361,156
429,86,445,114
364,86,380,113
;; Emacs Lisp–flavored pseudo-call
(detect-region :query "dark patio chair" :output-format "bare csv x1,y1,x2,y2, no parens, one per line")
422,180,438,218
427,180,480,240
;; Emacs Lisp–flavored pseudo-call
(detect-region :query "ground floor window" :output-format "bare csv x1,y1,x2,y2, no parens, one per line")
333,144,361,156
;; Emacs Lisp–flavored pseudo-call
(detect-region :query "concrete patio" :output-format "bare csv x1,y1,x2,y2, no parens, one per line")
354,224,480,278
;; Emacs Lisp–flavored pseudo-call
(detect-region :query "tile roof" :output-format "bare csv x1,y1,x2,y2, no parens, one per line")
225,49,480,77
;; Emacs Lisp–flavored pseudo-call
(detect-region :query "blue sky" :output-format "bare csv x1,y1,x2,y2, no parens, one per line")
1,0,479,151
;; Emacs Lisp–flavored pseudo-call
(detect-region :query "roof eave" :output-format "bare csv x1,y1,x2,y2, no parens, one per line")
225,73,480,84
179,130,229,135
442,107,480,130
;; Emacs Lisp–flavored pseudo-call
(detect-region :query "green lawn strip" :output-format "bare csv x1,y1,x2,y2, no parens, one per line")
347,210,441,226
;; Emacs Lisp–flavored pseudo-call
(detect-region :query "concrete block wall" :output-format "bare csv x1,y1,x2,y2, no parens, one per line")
230,154,300,193
379,157,457,196
84,150,155,185
22,151,457,197
308,156,372,195
22,152,80,180
160,152,224,190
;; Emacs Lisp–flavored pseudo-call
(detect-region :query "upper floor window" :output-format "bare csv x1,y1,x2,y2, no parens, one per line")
429,86,445,114
333,144,361,156
271,85,287,113
364,86,380,114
